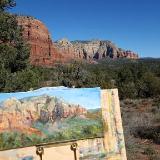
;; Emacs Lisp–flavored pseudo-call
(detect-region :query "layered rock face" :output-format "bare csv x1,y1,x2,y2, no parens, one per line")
18,17,59,66
18,17,81,66
0,95,87,135
18,16,138,66
56,39,139,61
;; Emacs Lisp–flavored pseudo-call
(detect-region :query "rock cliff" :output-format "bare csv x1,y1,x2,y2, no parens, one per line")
56,39,139,60
18,16,139,66
0,95,87,135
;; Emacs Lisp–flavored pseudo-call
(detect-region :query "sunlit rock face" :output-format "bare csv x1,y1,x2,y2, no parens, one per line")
18,16,139,66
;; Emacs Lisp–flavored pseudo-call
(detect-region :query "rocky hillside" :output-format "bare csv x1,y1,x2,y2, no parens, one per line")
18,16,139,66
56,39,138,60
0,95,87,135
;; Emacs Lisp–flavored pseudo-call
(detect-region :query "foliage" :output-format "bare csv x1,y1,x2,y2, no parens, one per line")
0,132,42,150
0,0,15,12
4,68,40,92
42,116,104,141
1,55,160,99
0,114,103,150
27,59,160,99
135,126,160,144
0,0,30,91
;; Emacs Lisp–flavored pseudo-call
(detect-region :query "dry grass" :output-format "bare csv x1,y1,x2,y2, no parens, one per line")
121,97,160,160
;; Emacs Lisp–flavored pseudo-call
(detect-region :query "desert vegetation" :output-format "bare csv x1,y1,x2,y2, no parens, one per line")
2,58,160,100
1,1,160,100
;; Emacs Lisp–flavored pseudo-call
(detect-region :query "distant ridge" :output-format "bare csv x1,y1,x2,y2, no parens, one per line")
17,16,139,66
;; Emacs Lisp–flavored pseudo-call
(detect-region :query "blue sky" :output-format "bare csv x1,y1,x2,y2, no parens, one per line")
0,87,100,109
10,0,160,57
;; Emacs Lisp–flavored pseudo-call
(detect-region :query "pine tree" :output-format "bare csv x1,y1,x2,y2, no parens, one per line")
0,0,30,91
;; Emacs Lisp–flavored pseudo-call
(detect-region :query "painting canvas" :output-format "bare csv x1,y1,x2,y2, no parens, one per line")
0,87,127,160
0,87,104,150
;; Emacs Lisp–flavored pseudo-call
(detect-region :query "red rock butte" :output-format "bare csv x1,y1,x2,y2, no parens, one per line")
18,16,139,67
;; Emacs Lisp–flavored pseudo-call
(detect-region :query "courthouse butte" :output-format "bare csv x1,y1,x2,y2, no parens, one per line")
18,16,139,66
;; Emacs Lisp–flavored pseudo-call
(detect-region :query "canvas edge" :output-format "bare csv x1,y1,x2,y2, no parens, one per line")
101,89,127,160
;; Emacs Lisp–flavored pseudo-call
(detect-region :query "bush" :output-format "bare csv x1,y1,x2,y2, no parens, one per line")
134,126,160,144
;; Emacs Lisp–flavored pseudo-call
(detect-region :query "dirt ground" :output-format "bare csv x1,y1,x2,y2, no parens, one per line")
121,97,160,160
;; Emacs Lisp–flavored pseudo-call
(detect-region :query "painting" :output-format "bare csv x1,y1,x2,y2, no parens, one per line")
0,87,104,150
0,87,127,160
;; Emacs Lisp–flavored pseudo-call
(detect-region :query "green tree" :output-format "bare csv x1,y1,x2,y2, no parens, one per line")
141,72,160,97
0,0,15,12
0,0,30,91
0,13,29,73
116,67,137,98
5,69,40,92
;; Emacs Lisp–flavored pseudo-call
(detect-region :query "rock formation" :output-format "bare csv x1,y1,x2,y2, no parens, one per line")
0,95,87,135
18,16,139,66
55,39,139,61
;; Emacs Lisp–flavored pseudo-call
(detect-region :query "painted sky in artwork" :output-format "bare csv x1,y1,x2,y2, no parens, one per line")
0,87,100,109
